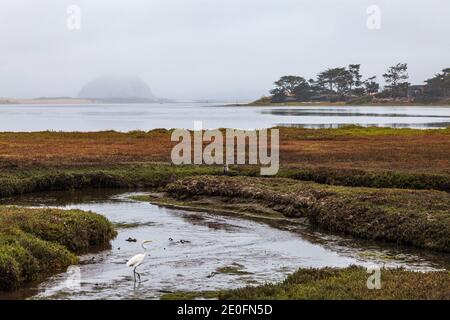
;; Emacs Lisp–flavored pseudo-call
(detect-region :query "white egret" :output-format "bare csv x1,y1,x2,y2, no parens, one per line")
126,240,152,282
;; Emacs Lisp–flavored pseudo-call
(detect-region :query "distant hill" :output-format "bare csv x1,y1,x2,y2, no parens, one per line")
78,75,156,103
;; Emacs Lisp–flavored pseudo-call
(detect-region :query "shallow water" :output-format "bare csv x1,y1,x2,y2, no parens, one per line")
0,103,449,131
1,190,449,300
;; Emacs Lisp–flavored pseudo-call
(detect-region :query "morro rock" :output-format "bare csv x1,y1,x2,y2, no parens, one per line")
78,75,156,102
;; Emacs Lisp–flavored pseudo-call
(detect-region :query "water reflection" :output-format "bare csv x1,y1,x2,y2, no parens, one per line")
263,109,450,118
0,103,449,131
279,122,450,129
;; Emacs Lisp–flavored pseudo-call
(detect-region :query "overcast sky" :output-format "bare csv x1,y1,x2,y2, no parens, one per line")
0,0,449,100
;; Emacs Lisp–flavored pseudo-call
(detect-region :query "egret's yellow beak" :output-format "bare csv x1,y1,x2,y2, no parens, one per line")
142,240,152,244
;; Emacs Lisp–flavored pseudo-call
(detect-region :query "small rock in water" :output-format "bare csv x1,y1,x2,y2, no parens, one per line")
207,272,218,278
168,238,173,242
179,239,191,244
126,237,137,242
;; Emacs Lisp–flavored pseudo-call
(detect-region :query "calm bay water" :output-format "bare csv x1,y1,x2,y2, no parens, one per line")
0,103,449,131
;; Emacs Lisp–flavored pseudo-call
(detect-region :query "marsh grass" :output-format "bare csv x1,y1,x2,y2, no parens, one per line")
165,176,450,252
0,206,116,291
0,164,223,198
0,127,448,193
160,266,450,300
216,263,253,275
219,266,450,300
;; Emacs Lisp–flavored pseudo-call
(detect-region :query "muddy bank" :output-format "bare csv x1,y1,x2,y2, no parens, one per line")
162,176,450,252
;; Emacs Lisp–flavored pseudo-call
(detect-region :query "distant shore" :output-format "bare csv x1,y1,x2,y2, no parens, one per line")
0,97,169,105
0,98,97,105
2,97,449,107
228,100,450,107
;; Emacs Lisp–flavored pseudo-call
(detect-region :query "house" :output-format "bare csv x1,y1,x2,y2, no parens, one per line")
407,85,426,98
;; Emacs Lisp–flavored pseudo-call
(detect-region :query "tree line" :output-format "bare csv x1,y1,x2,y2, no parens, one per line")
268,63,450,103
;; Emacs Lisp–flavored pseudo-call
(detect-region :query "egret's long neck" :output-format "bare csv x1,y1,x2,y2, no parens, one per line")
141,244,148,252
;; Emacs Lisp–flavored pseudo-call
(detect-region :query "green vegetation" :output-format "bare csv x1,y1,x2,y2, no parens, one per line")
0,206,116,291
219,266,450,300
216,263,253,275
0,164,222,198
0,161,448,252
0,126,448,297
159,266,450,300
279,167,449,192
0,160,447,202
255,63,450,104
128,194,154,202
1,126,448,191
165,176,450,252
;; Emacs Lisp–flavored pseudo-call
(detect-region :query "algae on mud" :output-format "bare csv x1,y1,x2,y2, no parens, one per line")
0,206,117,291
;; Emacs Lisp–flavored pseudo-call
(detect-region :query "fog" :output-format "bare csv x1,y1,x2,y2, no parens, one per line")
0,0,449,100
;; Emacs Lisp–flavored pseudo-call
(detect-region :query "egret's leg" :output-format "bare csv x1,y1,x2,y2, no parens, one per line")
133,267,137,282
135,267,142,282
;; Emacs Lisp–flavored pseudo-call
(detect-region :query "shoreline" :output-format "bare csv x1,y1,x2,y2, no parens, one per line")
1,98,449,107
228,101,450,107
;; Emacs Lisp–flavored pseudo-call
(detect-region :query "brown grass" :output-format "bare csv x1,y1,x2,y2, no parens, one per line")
0,127,448,175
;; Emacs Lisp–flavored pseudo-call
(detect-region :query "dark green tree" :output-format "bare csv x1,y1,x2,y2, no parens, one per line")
270,76,307,102
317,68,345,92
335,69,353,97
292,80,313,101
348,64,363,94
363,76,380,95
382,63,409,98
317,67,349,100
424,68,450,98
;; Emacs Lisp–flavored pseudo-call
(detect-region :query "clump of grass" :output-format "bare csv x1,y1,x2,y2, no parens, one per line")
216,263,253,275
114,221,155,229
279,167,450,192
161,266,450,300
165,176,450,252
0,228,77,290
0,206,117,291
0,207,117,252
0,164,223,198
219,266,450,300
128,195,151,202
